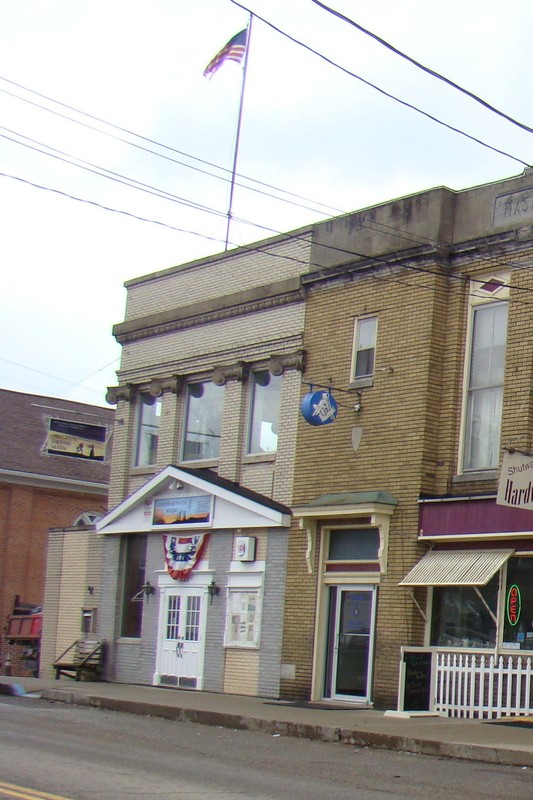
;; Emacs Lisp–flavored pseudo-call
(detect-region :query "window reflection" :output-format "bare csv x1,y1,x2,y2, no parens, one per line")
135,394,161,466
430,577,498,648
248,371,281,454
183,382,223,461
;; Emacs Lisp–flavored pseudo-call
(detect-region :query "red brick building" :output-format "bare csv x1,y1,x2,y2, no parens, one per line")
0,389,114,676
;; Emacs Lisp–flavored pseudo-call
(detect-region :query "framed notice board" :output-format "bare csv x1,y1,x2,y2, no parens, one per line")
400,649,434,712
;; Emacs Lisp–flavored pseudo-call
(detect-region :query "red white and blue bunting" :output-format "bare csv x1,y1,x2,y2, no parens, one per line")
163,533,209,580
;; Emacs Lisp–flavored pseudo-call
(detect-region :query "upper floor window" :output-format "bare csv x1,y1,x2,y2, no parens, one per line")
351,316,377,383
134,394,161,466
247,371,281,455
182,381,223,461
463,299,508,471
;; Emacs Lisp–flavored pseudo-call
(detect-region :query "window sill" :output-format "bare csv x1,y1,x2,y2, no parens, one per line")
452,470,498,483
130,465,158,476
179,458,219,468
242,453,276,464
348,377,374,389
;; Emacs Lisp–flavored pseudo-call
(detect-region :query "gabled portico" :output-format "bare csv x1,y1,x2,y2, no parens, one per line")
97,465,291,695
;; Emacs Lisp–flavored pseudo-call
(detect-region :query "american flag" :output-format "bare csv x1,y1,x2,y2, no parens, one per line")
203,28,248,78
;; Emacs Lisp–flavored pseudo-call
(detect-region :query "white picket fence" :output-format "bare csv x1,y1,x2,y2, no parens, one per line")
436,652,533,719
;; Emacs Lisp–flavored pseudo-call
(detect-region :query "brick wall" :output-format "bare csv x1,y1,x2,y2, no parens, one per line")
283,237,533,707
284,263,461,706
0,482,107,676
123,236,311,321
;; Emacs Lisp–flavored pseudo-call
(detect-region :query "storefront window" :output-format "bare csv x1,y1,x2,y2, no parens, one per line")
502,558,533,650
430,576,498,648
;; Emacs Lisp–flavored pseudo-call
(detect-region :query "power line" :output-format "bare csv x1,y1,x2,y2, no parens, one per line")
0,76,344,219
2,93,530,281
0,128,231,219
4,163,533,311
0,355,116,396
309,0,533,136
0,170,230,244
229,0,531,168
1,43,530,263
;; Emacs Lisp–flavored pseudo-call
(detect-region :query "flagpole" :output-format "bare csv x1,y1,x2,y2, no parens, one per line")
225,14,253,251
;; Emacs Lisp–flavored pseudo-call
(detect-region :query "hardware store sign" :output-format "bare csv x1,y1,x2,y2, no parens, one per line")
497,451,533,510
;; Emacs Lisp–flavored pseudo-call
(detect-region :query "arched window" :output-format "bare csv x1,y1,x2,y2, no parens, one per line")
73,511,104,527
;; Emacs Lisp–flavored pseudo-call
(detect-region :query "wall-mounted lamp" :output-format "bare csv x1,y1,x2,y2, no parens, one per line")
207,579,220,604
142,581,155,600
354,391,363,413
87,585,94,595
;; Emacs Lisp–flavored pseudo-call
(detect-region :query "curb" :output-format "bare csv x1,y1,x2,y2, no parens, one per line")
39,688,533,768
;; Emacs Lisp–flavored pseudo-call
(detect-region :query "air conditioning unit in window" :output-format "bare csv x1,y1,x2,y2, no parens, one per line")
235,536,256,562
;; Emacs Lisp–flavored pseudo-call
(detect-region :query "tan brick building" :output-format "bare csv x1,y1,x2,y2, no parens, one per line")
281,168,533,714
67,233,312,696
43,168,533,717
0,389,113,677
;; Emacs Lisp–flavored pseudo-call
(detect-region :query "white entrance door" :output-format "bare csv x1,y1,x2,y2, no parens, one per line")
156,586,207,690
324,585,377,703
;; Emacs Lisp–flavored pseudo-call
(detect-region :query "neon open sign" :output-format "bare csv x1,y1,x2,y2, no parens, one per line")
506,584,522,627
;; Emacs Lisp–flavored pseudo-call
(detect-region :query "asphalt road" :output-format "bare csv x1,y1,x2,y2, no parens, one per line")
0,695,532,799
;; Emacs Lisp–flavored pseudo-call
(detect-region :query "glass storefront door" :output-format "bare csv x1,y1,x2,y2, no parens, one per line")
324,586,377,702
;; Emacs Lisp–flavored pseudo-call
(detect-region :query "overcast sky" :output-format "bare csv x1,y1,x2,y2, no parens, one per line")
0,0,531,407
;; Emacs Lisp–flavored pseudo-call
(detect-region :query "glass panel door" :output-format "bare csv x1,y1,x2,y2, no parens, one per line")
325,586,377,702
157,588,206,689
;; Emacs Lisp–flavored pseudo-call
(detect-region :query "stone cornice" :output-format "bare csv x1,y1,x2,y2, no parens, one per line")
212,362,248,386
113,278,304,344
145,375,183,397
269,351,306,375
105,384,133,405
106,352,306,403
106,376,182,405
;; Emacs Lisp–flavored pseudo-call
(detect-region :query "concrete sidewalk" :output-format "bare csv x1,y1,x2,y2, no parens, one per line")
3,676,533,768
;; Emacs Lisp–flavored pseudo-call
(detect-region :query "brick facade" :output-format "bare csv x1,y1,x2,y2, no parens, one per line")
283,168,533,708
44,168,533,708
0,389,113,677
93,232,310,696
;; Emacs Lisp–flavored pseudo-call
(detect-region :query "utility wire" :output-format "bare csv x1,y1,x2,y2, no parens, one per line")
5,108,522,267
0,13,531,255
0,355,117,393
0,77,344,218
309,0,533,135
0,85,446,253
2,77,532,297
3,164,533,310
3,114,531,306
229,0,531,168
0,170,230,244
3,120,465,262
0,127,231,219
1,59,530,255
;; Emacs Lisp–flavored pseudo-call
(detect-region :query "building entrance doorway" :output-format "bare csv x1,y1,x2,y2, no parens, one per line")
324,585,377,703
155,585,207,690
